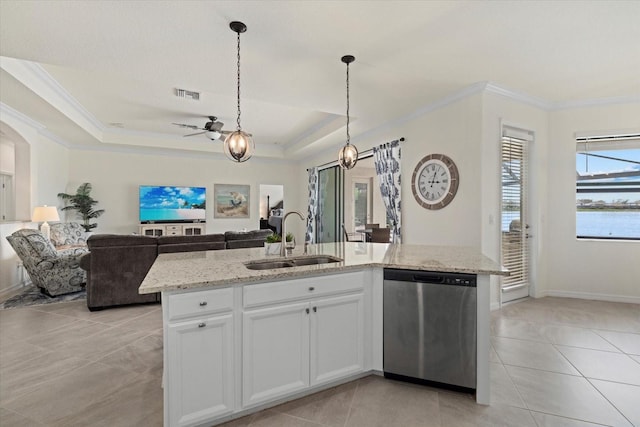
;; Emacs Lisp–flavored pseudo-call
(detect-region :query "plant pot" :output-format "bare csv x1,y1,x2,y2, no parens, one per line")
264,242,281,255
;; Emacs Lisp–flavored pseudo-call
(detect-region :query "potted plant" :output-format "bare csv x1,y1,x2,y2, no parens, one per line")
57,183,105,232
264,232,294,255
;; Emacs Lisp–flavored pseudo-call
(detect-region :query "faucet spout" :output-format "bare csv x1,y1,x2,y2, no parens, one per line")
281,210,306,257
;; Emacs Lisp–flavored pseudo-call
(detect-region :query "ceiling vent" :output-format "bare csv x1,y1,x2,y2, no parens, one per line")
174,88,200,101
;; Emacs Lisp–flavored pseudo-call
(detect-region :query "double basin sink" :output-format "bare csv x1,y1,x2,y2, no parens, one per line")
244,255,342,270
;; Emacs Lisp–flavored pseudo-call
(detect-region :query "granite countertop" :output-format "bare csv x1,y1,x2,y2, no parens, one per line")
139,242,509,294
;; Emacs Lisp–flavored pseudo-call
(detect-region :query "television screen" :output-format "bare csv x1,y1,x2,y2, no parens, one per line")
139,185,206,223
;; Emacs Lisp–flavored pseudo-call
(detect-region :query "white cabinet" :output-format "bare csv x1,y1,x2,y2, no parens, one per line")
242,301,310,407
140,225,165,236
310,293,364,385
139,223,205,237
242,272,365,408
165,288,235,427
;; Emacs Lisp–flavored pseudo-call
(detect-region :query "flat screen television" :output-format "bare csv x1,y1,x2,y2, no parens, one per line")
139,185,206,224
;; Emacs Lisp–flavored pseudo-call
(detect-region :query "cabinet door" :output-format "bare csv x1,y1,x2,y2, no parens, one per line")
167,314,234,427
243,301,310,407
310,293,364,386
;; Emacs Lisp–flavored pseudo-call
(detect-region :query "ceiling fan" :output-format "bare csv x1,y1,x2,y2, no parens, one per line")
172,116,230,140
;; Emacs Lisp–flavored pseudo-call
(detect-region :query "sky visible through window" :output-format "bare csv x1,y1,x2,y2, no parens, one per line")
576,148,640,204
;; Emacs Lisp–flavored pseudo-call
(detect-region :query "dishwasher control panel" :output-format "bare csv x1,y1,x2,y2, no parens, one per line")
384,268,477,287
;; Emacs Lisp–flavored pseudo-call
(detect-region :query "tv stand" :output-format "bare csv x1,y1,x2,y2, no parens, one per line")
139,223,205,237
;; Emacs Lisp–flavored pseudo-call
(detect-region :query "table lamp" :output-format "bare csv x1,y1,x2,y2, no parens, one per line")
32,205,60,240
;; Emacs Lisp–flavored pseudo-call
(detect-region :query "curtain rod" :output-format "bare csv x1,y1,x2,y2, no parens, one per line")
307,137,404,171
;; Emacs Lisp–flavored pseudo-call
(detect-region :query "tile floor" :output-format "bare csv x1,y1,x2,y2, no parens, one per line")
0,296,638,426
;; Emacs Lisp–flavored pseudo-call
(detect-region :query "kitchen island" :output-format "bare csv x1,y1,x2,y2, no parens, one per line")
140,242,508,427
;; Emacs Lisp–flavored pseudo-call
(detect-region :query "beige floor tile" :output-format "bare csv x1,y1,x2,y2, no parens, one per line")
250,409,325,427
0,340,49,369
506,365,632,426
2,362,142,425
0,308,76,342
0,350,90,404
96,334,163,376
0,407,44,427
555,345,640,386
35,300,159,326
491,317,548,342
492,336,580,375
541,324,619,352
595,330,640,355
24,318,111,350
531,411,610,426
490,362,526,408
51,325,150,362
345,376,440,427
116,307,163,333
51,373,163,427
589,379,640,427
489,343,500,363
272,381,357,427
439,391,537,427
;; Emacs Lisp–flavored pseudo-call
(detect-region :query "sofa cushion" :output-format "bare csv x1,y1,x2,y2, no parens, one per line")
224,229,273,241
158,234,226,254
87,234,158,248
157,234,224,245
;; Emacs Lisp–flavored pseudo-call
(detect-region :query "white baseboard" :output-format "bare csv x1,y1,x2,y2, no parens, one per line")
538,289,640,305
490,301,501,311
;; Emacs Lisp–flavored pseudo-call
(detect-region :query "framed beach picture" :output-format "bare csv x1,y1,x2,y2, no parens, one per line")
214,184,250,218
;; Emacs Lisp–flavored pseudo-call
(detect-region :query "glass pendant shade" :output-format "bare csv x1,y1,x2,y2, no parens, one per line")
338,143,359,169
224,130,254,162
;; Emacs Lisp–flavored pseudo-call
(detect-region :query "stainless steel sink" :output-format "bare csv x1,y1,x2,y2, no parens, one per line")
244,255,342,270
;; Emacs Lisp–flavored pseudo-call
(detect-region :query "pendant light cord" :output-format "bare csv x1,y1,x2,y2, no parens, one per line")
236,30,242,131
346,61,350,145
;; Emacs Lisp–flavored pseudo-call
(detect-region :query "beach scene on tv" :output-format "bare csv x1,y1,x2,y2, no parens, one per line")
140,186,206,222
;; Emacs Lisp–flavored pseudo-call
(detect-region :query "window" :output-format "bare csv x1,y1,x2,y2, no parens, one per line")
576,135,640,240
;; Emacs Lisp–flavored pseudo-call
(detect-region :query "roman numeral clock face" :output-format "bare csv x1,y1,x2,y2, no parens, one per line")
411,154,459,210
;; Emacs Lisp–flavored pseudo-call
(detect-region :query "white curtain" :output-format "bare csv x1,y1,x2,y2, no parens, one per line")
373,139,402,243
305,167,319,243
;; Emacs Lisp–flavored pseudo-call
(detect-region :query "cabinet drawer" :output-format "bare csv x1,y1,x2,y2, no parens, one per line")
168,287,234,321
243,271,364,308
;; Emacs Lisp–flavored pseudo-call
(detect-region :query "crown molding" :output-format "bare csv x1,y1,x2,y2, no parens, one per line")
483,82,553,110
0,102,46,131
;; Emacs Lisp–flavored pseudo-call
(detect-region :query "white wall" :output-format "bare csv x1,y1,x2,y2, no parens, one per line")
67,150,301,236
545,103,640,302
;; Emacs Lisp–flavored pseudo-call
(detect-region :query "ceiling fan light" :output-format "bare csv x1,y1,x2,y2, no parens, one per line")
206,130,222,140
224,130,254,162
338,143,358,169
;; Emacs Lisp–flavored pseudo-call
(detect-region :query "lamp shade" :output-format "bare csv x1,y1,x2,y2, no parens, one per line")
224,130,254,162
32,205,60,222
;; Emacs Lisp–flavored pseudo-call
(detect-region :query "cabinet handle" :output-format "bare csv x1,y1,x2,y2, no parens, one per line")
198,322,206,328
313,306,317,313
305,308,310,314
199,301,208,306
308,287,315,291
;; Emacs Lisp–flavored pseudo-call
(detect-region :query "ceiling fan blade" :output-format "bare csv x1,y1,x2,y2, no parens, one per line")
172,123,202,130
210,121,224,131
183,131,207,137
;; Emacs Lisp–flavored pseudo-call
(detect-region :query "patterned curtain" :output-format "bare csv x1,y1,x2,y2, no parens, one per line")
305,167,319,243
373,139,402,243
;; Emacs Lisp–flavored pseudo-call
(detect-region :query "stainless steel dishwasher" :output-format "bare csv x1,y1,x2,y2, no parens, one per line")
383,268,477,391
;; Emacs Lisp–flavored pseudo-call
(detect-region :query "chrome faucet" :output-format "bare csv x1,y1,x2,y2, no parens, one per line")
281,210,306,257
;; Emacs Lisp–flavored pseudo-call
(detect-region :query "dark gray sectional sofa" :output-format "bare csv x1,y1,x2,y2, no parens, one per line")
80,229,272,311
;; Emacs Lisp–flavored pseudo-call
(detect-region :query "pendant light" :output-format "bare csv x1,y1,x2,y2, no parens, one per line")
338,55,358,170
224,21,254,163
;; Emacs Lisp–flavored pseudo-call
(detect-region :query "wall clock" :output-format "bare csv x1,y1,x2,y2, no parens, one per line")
411,154,459,210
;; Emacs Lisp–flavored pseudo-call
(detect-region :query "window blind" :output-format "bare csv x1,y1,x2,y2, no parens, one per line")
501,134,529,288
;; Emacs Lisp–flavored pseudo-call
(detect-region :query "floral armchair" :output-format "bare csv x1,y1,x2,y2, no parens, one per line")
6,229,86,296
49,222,89,248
